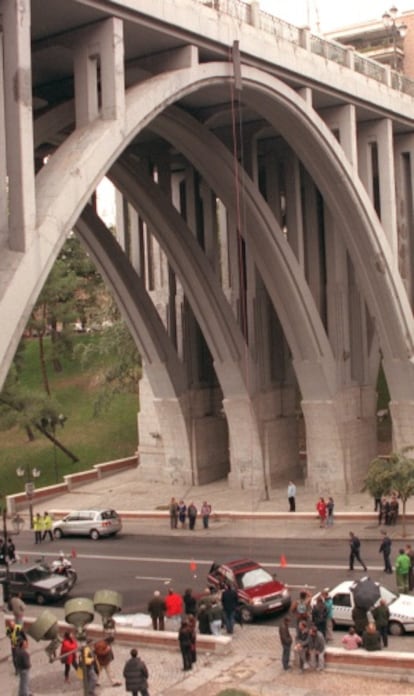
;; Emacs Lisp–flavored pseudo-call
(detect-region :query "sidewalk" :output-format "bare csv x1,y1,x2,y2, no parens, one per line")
1,467,414,695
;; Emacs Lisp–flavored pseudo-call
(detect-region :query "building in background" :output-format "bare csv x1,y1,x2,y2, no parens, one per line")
326,8,414,78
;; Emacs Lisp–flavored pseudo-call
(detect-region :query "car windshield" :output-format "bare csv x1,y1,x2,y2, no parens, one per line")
381,586,398,604
238,567,273,589
25,567,51,582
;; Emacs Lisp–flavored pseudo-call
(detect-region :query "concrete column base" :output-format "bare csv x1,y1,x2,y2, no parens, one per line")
303,386,377,494
389,400,414,452
257,387,301,486
224,396,266,492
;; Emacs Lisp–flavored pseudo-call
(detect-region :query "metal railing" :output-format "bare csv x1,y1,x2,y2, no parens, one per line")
194,0,414,96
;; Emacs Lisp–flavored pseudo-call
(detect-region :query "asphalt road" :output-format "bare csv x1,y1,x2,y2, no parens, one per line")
12,530,399,617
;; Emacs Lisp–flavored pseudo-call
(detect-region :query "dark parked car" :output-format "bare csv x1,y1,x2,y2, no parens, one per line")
207,558,291,622
0,562,71,604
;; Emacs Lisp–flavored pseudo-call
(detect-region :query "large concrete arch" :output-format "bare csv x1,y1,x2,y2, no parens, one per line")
2,62,412,398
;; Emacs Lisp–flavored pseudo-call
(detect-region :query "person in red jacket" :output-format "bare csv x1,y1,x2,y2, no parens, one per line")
165,589,183,629
316,497,327,528
60,631,78,683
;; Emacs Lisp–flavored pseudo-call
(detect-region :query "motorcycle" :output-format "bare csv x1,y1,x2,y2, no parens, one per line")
37,554,78,590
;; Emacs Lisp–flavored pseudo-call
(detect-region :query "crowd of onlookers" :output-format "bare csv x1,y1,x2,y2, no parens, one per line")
168,497,212,530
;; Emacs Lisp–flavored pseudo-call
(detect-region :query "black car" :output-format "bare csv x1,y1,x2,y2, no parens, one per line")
0,563,71,604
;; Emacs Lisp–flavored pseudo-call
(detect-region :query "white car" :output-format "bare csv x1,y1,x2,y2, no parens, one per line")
52,509,122,540
313,580,414,636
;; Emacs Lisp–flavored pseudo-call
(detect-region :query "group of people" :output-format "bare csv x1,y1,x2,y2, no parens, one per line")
148,584,240,636
376,494,399,526
7,620,150,696
279,588,330,672
279,580,395,673
168,497,212,530
33,511,54,543
378,530,414,592
315,497,335,527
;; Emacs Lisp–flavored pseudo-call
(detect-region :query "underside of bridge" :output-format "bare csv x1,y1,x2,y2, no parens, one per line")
1,0,414,496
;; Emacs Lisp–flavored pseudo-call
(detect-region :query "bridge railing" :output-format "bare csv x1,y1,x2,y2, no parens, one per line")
195,0,414,96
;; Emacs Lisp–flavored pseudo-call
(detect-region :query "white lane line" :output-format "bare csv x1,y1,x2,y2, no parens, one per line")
135,576,172,582
20,551,382,572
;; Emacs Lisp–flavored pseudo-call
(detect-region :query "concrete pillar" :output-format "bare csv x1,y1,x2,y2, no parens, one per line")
224,396,266,493
284,150,305,268
0,29,6,244
1,0,35,252
303,386,377,494
394,134,414,307
358,119,398,262
74,18,125,128
259,387,301,486
389,400,414,452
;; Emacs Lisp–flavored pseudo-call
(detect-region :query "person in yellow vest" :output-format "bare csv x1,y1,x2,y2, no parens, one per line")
42,511,54,542
6,619,26,674
33,513,43,545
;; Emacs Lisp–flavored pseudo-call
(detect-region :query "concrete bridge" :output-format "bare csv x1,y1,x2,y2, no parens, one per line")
1,0,414,496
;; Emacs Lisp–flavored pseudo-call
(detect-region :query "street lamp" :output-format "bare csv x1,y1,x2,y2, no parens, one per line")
28,590,122,696
16,466,41,529
382,5,408,71
1,504,25,604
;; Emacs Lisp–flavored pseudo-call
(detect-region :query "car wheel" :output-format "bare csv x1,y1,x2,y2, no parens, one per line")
54,529,63,539
35,593,45,605
90,529,100,540
389,621,404,636
240,606,253,624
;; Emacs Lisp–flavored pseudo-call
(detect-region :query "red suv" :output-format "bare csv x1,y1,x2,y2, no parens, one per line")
207,558,290,622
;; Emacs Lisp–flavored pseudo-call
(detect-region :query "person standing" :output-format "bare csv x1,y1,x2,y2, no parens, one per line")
60,630,78,683
42,511,54,542
164,588,183,629
178,501,187,529
311,596,327,638
183,588,197,617
208,597,224,635
123,648,150,696
178,619,193,671
7,537,17,563
316,498,327,528
352,605,368,637
94,636,121,687
287,481,296,512
278,616,292,671
372,599,390,648
326,497,334,527
308,625,326,671
6,620,26,675
197,603,211,635
405,544,414,591
187,502,198,530
33,513,43,545
169,497,178,529
322,590,334,641
148,591,166,630
200,501,212,529
379,530,392,574
395,548,411,593
221,584,239,635
15,636,31,696
348,532,367,571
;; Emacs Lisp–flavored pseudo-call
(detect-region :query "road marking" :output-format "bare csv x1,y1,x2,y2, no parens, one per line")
21,550,383,572
135,575,172,582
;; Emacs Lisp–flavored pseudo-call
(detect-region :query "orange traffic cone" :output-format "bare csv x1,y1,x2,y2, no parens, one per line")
189,560,197,573
280,554,287,568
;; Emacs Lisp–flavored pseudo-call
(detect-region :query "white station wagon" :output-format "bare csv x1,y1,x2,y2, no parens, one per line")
53,509,122,540
313,580,414,636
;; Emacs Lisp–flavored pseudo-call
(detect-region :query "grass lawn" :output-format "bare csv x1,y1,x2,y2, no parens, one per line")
0,335,139,498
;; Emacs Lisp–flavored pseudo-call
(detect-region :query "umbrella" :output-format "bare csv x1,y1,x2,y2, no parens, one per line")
351,576,381,611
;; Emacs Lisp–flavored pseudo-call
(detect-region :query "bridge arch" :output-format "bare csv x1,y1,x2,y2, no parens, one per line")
2,60,414,491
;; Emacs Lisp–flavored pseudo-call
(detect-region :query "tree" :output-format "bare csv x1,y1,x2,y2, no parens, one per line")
363,449,414,537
